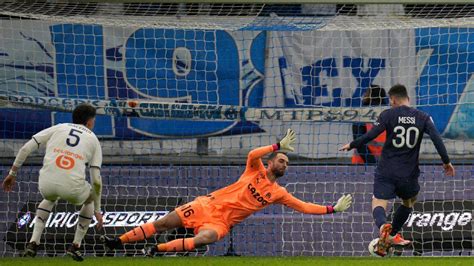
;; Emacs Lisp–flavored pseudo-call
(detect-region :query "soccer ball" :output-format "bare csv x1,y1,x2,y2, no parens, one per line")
368,238,394,257
368,238,381,257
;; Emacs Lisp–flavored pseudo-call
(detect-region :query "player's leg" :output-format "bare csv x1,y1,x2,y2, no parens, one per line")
372,174,397,229
153,228,219,253
123,210,183,242
101,210,183,251
390,178,420,246
141,202,227,257
372,174,397,256
143,224,226,257
66,184,95,261
372,197,393,256
23,178,58,257
22,198,56,257
372,197,389,229
388,196,415,246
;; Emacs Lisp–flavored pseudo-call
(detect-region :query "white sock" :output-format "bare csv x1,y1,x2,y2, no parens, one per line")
73,201,94,247
30,199,55,244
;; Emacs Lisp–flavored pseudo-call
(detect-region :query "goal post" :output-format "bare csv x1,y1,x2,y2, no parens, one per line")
0,0,473,257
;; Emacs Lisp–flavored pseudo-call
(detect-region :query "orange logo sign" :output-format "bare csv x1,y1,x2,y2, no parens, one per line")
55,155,75,170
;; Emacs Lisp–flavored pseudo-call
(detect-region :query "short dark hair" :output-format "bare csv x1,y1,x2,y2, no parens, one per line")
268,152,288,161
362,84,387,106
388,84,409,99
72,104,96,125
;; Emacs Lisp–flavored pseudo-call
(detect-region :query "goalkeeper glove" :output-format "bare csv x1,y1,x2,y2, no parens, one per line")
333,194,352,212
278,129,296,152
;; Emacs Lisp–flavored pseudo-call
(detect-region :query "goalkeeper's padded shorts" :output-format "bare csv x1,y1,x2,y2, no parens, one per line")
175,198,230,240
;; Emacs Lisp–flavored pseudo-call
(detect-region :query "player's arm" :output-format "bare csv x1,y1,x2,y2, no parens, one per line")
90,167,103,228
277,190,352,214
89,140,102,212
90,167,102,213
2,126,57,192
2,139,38,192
246,129,296,170
340,112,387,151
425,117,455,176
90,139,104,228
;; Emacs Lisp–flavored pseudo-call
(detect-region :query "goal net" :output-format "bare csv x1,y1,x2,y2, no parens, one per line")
0,0,473,257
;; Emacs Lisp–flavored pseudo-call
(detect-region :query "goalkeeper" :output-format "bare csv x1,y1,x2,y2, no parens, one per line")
101,129,352,255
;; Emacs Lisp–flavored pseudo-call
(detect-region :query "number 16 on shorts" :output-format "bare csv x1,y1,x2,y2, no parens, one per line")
180,204,194,218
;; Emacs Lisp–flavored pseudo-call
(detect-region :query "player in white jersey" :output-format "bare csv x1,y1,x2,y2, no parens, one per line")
2,104,103,261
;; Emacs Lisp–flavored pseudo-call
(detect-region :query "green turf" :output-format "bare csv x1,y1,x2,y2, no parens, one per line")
0,257,472,266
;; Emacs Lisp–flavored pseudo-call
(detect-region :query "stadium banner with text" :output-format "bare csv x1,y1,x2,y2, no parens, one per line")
2,95,385,123
0,21,473,139
388,200,473,253
4,197,205,255
1,165,471,256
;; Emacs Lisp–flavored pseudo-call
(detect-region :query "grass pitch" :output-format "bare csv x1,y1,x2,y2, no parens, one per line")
0,257,472,266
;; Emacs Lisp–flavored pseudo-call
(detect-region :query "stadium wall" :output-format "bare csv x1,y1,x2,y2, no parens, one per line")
0,165,471,256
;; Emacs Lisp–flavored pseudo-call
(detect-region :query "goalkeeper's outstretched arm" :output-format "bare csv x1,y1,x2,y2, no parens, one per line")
278,193,353,214
245,129,296,170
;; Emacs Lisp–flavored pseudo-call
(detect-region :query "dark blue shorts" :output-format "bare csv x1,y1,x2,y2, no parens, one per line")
373,174,420,200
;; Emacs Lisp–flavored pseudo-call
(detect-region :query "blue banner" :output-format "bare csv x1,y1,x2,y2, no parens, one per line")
0,22,473,139
416,27,474,138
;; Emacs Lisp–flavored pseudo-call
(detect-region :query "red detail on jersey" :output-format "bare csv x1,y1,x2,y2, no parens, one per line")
55,155,75,170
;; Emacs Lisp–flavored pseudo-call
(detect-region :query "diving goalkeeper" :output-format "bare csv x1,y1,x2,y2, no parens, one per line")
101,129,352,255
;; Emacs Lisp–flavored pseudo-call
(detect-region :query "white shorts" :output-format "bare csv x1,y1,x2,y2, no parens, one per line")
38,177,92,205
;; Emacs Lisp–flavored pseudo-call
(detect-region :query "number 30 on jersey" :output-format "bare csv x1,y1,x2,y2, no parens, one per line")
392,126,420,148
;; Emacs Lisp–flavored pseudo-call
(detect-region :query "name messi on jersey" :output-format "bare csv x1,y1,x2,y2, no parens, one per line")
398,116,416,124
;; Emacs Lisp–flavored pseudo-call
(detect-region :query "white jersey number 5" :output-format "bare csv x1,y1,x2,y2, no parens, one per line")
66,129,82,147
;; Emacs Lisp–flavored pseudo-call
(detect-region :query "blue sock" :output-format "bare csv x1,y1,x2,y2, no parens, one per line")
372,206,386,229
390,205,412,236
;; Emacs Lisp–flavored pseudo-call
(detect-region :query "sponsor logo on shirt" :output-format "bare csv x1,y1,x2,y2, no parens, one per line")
247,183,268,206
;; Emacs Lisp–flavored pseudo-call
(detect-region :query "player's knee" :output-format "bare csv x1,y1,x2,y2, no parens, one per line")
371,197,388,209
152,219,168,232
194,231,218,246
402,196,416,208
83,194,94,204
153,211,182,233
152,218,174,232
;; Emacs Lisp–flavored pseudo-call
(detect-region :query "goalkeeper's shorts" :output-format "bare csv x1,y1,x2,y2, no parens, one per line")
175,198,230,240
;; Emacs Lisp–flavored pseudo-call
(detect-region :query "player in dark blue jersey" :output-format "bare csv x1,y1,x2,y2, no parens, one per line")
340,84,455,256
